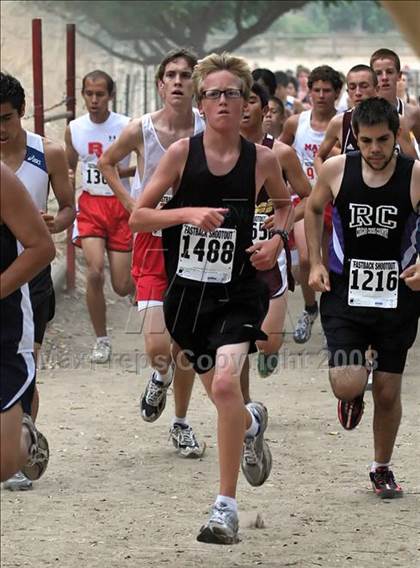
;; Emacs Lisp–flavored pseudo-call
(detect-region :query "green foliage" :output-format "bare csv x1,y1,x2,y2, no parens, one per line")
34,0,308,63
269,0,395,34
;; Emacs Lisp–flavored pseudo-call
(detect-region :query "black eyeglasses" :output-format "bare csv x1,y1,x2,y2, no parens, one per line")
201,88,243,100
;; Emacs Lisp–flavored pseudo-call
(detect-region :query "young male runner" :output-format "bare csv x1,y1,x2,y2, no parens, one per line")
130,52,293,545
1,72,74,490
1,162,55,483
305,97,419,499
241,82,309,376
314,63,416,173
65,70,134,364
281,66,343,344
98,50,205,457
263,96,286,139
370,48,420,145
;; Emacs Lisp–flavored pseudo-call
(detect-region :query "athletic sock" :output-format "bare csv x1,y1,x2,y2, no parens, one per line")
245,405,260,438
371,461,390,473
97,335,110,343
172,416,188,427
154,368,173,385
305,302,318,314
215,495,237,513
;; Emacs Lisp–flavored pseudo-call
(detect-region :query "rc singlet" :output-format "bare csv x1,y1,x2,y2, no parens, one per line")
329,152,418,309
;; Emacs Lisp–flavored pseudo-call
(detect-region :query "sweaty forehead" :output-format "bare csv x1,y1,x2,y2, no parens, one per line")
311,80,334,90
372,58,397,72
347,71,374,85
202,70,242,89
164,58,193,73
83,78,109,92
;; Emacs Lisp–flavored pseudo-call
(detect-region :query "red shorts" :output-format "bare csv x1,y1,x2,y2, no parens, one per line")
73,191,132,252
132,232,168,303
288,196,333,249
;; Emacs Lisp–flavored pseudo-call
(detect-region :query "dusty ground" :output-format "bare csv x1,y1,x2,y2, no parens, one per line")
1,258,419,568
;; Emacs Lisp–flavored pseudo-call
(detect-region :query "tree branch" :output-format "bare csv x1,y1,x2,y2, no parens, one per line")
214,1,308,53
76,27,145,65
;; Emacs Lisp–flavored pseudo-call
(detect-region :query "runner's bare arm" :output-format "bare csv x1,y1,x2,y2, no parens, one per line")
129,139,228,234
277,144,311,198
397,117,419,159
305,157,344,291
406,104,420,144
314,115,342,175
64,126,78,187
248,147,294,270
0,163,55,299
279,114,298,146
44,140,75,234
98,119,142,212
400,162,420,290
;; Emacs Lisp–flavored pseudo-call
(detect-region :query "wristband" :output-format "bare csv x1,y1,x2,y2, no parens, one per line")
269,229,289,243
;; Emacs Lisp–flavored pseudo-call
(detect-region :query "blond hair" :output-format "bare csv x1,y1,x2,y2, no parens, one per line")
193,52,252,101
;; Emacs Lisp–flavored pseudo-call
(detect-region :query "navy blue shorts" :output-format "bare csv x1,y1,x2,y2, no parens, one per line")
0,347,36,414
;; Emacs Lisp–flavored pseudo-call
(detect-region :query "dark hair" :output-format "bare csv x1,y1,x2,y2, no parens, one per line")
287,75,298,92
370,48,401,73
308,65,343,92
0,72,25,113
274,71,289,88
268,96,285,116
252,68,276,96
347,64,378,87
82,70,115,95
352,97,400,137
251,82,269,108
155,48,198,84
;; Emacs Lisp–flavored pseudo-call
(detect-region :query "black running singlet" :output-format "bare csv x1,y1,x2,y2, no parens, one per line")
329,152,418,309
162,133,257,288
341,109,359,154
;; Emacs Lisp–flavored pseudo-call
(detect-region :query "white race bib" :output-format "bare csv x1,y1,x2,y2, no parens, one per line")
252,214,270,244
348,259,399,309
176,224,236,284
153,193,172,237
83,161,113,196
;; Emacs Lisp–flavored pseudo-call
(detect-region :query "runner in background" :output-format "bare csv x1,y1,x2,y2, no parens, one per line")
281,65,343,344
65,70,135,365
98,50,205,458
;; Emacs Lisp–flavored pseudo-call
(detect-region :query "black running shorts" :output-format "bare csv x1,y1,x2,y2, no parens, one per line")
164,277,269,374
321,275,419,374
32,289,55,345
0,347,36,414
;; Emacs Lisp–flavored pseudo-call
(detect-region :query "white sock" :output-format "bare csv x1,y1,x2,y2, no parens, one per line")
154,367,173,385
215,495,237,512
371,461,390,472
244,406,260,438
97,336,110,343
172,416,188,427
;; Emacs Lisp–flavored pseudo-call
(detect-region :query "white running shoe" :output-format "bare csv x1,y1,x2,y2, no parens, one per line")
169,423,206,458
90,338,111,364
197,502,239,544
3,471,33,491
241,402,272,487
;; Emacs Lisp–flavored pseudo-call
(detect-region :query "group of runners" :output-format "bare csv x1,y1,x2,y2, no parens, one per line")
1,45,419,545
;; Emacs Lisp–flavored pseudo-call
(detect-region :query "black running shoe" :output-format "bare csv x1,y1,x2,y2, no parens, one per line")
370,467,403,499
337,395,365,430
